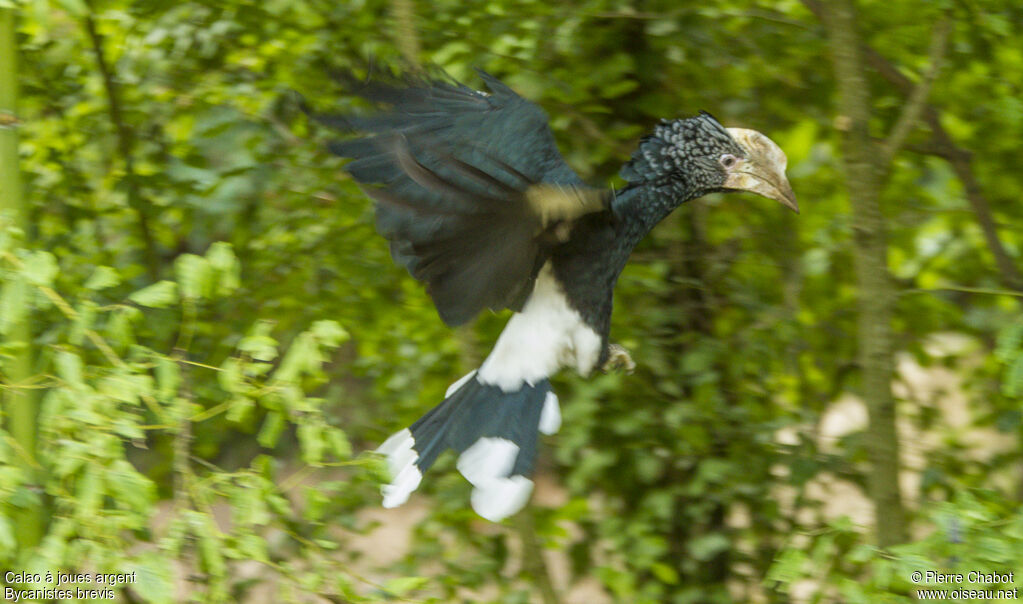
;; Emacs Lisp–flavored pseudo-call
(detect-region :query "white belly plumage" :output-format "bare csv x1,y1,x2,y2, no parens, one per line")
477,263,602,391
377,263,600,522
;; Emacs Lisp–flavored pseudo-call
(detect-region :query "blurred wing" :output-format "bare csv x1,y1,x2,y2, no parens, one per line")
319,69,608,326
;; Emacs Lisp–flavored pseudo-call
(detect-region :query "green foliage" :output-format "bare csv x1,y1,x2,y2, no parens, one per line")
996,319,1023,396
3,0,1023,601
0,234,382,601
769,492,1023,602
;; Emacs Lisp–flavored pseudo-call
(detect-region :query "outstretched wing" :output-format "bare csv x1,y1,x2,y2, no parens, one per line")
319,69,609,326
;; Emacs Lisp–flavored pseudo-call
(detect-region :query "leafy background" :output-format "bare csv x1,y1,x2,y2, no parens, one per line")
2,0,1022,602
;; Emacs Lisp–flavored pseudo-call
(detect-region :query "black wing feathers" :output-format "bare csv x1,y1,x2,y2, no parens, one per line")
321,69,606,325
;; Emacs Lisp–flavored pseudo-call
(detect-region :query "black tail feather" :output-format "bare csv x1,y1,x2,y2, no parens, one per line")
376,372,558,521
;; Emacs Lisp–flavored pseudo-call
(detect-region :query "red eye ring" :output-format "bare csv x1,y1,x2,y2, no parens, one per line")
719,154,737,168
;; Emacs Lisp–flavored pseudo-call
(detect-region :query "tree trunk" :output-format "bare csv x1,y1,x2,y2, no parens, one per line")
820,0,907,547
1,6,46,549
390,0,421,67
82,6,160,281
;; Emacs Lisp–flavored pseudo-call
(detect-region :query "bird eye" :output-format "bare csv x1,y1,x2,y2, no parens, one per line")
719,154,737,168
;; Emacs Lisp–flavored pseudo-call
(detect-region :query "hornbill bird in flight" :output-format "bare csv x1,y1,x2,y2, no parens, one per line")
318,69,797,521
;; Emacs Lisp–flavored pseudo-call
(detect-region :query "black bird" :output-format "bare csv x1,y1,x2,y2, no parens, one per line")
320,70,797,521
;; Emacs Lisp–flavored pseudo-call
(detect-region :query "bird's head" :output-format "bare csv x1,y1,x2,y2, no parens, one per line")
620,112,798,214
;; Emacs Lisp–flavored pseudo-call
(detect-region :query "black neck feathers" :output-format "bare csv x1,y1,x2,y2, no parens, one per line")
611,183,694,246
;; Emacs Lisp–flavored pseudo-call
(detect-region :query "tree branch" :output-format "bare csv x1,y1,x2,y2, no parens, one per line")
82,8,160,281
390,0,420,67
860,35,1023,289
940,141,1023,289
516,508,561,604
798,0,826,25
878,17,950,166
1,5,47,551
804,0,1023,289
904,285,1023,298
818,0,908,548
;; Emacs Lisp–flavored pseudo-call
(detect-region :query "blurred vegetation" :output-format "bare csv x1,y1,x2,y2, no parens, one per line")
1,0,1023,602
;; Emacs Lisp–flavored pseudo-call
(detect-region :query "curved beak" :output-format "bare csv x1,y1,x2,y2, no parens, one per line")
724,128,799,214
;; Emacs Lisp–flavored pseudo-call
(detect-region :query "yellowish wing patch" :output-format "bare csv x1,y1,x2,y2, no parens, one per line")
524,184,608,227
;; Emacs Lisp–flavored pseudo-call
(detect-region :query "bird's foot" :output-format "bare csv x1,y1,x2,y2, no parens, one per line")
602,344,636,374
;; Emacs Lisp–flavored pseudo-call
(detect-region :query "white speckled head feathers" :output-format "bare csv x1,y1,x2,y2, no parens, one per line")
618,113,796,214
619,112,742,190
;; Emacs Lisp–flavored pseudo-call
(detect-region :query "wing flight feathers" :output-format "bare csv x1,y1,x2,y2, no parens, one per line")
317,69,609,324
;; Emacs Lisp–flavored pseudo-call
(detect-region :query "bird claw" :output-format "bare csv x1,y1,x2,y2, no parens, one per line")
602,344,636,374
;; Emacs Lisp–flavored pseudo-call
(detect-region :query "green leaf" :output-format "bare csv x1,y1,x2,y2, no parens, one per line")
226,396,255,423
175,253,211,300
218,357,243,393
1004,355,1023,397
84,266,120,290
688,533,730,561
206,242,240,295
767,548,808,585
650,562,679,585
76,470,104,517
310,319,349,346
0,279,28,336
131,552,175,604
383,576,429,597
55,350,84,387
233,533,269,562
22,250,58,286
257,411,286,448
197,522,226,578
98,372,154,404
106,306,140,348
69,300,96,345
107,460,156,512
55,0,87,17
0,514,15,552
334,574,360,601
297,422,325,465
239,322,279,362
156,356,180,401
645,20,678,37
327,428,352,459
129,281,178,308
597,566,635,598
273,332,315,383
996,321,1023,362
231,479,271,528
